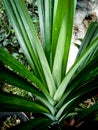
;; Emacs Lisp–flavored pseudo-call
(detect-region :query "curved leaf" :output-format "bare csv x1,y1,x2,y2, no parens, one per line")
75,23,98,73
0,92,49,113
76,22,98,59
0,47,44,91
3,0,56,97
0,65,43,98
38,0,45,49
55,76,98,121
0,66,55,113
52,17,66,86
54,37,98,101
75,102,98,122
51,0,68,64
0,48,54,105
38,0,54,64
56,54,98,108
52,0,76,86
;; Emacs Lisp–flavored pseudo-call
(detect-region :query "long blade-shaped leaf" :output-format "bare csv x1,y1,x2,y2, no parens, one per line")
0,65,43,98
56,97,77,120
38,0,54,65
76,22,98,59
14,0,56,96
75,22,98,72
38,0,45,49
3,0,56,97
4,0,46,85
0,48,45,94
54,37,98,101
51,0,67,65
57,54,98,107
0,48,54,105
0,67,55,114
44,0,52,64
0,67,54,113
55,77,98,122
62,0,76,76
59,83,98,122
75,102,98,123
0,92,49,113
72,77,98,99
52,17,66,86
0,47,40,86
56,73,98,111
52,0,76,86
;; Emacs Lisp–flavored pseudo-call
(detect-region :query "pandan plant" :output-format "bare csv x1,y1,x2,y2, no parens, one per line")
0,0,98,129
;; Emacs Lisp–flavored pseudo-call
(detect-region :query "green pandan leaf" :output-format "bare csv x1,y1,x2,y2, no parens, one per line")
0,92,49,113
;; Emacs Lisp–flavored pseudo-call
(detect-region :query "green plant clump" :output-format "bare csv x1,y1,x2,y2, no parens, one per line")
0,0,98,129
